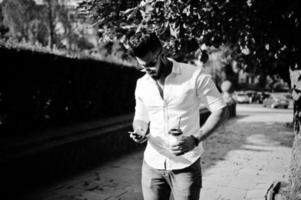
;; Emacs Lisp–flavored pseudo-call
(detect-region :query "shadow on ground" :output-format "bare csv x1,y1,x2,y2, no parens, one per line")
201,114,294,172
20,110,295,200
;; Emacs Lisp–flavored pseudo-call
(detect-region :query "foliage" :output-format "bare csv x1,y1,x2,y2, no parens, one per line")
0,38,135,67
0,0,97,51
0,2,9,36
1,0,37,40
78,0,300,81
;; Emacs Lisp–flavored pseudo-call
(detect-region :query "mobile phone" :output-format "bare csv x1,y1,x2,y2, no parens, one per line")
128,131,141,136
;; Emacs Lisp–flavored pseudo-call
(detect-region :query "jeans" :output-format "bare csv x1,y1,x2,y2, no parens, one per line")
141,159,202,200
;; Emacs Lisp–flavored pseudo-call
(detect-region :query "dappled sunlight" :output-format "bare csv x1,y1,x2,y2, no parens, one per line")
236,113,293,123
245,134,281,146
201,117,293,199
200,104,294,200
24,104,295,200
201,105,294,174
235,104,293,123
240,145,274,152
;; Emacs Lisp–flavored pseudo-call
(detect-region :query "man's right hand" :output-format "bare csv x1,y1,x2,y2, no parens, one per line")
129,129,148,143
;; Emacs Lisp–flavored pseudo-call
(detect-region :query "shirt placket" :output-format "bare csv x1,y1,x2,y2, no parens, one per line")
163,77,172,170
163,97,169,170
151,78,169,170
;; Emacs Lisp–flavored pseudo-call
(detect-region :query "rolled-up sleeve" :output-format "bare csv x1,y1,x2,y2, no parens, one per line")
196,73,226,112
134,80,149,123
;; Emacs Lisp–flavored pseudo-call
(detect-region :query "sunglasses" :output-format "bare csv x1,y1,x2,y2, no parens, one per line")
138,50,162,72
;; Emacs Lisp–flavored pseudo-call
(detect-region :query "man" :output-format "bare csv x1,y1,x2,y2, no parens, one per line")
129,32,226,200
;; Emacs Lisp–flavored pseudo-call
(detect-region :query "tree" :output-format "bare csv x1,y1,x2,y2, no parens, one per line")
0,4,9,37
0,0,97,51
289,69,301,200
1,0,37,41
44,0,55,49
78,0,299,79
78,0,300,198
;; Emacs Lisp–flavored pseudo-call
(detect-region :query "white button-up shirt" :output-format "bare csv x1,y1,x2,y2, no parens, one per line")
134,59,226,170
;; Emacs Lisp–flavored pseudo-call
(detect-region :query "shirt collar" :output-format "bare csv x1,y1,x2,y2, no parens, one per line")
169,58,181,75
144,58,181,81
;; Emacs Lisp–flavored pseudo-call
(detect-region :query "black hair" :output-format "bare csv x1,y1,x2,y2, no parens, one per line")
200,50,209,63
129,32,162,58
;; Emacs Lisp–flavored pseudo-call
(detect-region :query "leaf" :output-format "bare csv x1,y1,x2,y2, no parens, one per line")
169,23,180,38
145,3,154,14
140,10,146,20
126,9,137,21
121,7,135,15
182,5,191,16
290,69,301,89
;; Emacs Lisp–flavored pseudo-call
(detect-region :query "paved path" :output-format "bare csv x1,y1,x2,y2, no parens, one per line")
27,104,294,200
199,104,293,200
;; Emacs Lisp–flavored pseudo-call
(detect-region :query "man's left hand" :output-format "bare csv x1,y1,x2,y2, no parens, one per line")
169,135,196,156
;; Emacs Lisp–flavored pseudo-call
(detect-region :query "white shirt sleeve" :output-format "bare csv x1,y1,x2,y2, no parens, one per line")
196,72,226,112
134,80,149,123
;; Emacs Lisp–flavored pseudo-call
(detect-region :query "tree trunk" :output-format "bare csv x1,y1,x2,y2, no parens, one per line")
289,69,301,200
46,0,54,50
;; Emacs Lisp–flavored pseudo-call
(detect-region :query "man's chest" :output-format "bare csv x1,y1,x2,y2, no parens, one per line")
139,79,197,109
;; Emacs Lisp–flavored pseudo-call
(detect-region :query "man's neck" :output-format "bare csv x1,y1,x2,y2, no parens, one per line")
158,59,173,85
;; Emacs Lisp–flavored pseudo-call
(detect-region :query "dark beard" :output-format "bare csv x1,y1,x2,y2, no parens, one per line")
150,73,160,80
149,60,165,80
148,57,172,80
